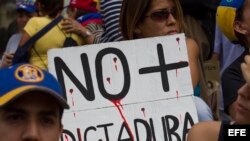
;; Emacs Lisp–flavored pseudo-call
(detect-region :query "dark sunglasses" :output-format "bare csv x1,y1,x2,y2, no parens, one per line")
145,8,177,22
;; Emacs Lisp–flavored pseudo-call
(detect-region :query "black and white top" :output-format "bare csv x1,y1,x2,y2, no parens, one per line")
100,0,124,42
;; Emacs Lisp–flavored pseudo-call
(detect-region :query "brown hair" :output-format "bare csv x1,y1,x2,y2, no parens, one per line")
36,0,64,18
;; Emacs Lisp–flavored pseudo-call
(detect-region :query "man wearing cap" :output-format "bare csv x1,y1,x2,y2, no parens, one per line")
0,63,69,141
0,0,37,69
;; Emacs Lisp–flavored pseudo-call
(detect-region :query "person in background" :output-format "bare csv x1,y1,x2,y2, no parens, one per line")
99,0,124,42
119,0,213,121
17,0,84,70
211,25,245,75
0,0,37,69
61,0,103,44
210,24,245,120
187,0,250,139
7,20,18,40
0,63,69,141
180,0,220,61
217,0,249,120
187,54,250,141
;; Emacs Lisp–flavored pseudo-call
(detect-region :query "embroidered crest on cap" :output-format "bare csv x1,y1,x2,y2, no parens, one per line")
15,64,44,82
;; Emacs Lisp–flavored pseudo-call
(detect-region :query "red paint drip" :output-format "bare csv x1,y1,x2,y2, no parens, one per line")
77,128,82,141
176,69,178,77
115,65,118,72
106,77,111,84
69,89,76,118
71,97,75,106
69,89,75,106
111,99,134,140
64,134,69,141
113,57,117,63
113,57,118,72
176,37,180,45
176,37,181,51
176,90,179,100
141,108,146,118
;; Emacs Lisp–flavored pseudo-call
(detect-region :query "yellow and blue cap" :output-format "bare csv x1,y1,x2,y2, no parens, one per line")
216,0,245,42
0,63,69,109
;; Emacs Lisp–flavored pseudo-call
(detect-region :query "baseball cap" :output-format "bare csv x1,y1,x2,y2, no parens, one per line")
69,0,98,13
16,0,36,13
0,63,69,109
216,0,245,42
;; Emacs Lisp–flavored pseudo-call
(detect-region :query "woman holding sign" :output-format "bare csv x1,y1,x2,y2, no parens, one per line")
119,0,213,121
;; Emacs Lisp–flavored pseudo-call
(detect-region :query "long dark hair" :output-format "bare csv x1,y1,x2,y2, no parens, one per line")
36,0,64,18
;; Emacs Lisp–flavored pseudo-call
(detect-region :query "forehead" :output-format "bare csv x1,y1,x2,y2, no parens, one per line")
243,0,250,10
246,0,250,6
149,0,175,10
3,92,60,113
17,10,33,16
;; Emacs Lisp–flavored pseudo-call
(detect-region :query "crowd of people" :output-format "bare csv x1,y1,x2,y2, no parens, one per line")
0,0,250,140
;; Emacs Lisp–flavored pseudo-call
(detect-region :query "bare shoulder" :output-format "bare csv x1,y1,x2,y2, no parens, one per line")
185,37,200,57
186,38,198,45
185,38,200,52
187,121,221,141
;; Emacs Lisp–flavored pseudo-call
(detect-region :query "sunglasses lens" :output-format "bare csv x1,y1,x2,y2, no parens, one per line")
151,11,169,21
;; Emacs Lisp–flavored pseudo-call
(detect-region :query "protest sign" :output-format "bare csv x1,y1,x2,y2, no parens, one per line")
48,33,198,141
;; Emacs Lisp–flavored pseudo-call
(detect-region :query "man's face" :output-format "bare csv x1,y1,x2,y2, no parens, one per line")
16,10,35,32
235,83,250,124
0,91,63,141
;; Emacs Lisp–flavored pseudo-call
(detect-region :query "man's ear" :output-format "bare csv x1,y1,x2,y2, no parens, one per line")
234,21,249,35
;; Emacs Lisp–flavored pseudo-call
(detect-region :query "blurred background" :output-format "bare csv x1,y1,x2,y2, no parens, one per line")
0,0,70,56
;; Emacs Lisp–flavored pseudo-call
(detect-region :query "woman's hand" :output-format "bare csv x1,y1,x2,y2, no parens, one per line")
0,52,14,68
61,17,94,43
61,17,89,36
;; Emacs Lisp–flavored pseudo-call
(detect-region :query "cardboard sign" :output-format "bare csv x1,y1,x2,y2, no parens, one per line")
204,60,221,120
48,33,198,141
